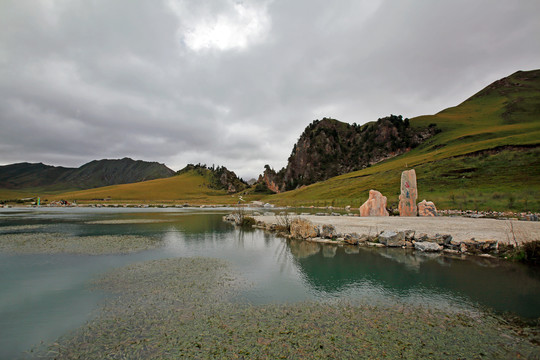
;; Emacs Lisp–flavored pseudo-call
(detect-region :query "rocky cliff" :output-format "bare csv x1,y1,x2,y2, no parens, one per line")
257,116,439,192
177,164,247,193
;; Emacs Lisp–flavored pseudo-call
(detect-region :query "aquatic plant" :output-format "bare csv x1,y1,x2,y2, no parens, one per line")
35,257,540,359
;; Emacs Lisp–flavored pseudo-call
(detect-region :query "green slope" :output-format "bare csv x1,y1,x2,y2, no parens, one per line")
265,70,540,212
45,170,240,205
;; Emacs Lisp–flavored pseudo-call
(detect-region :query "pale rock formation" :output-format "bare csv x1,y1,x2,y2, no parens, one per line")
414,241,443,252
359,190,389,216
290,218,319,239
399,169,418,216
377,230,406,247
418,200,437,217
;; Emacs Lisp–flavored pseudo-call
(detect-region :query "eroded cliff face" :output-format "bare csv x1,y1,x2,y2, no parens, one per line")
256,116,439,192
256,165,285,193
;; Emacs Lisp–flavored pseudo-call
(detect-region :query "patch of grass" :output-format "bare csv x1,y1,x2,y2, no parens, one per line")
44,171,242,205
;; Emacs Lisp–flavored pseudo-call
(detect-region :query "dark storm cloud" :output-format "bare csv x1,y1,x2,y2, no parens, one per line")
1,0,539,179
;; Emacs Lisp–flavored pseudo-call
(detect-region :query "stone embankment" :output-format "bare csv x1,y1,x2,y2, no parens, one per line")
226,215,540,258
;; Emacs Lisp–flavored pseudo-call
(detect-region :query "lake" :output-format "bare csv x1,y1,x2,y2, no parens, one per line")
1,207,539,358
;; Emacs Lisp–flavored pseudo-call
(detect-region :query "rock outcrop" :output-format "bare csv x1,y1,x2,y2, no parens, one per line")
255,116,440,192
399,169,418,216
359,190,389,216
418,200,437,217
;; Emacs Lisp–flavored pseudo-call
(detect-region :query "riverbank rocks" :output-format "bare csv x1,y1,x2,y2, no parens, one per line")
414,242,443,252
290,218,319,239
399,169,418,216
321,224,337,239
418,200,437,217
377,231,406,247
359,190,389,216
449,238,498,253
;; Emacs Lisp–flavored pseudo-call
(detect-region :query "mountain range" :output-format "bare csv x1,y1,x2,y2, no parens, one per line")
0,158,175,192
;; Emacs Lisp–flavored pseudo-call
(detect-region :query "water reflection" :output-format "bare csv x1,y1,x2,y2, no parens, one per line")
288,239,540,318
1,208,540,358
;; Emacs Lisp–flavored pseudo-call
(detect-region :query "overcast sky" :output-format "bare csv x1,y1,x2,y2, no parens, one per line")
1,0,539,179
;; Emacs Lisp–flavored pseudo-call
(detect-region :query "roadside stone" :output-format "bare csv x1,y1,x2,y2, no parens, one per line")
399,169,418,216
414,241,443,252
377,230,406,247
359,190,389,217
426,234,452,245
404,230,416,241
321,224,337,239
474,239,498,252
358,234,371,243
290,218,319,239
367,242,386,248
344,233,360,245
418,200,437,217
415,233,429,242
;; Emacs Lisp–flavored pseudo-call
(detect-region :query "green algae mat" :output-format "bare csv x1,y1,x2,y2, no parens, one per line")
34,257,539,359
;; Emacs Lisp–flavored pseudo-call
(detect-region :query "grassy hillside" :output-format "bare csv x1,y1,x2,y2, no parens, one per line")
45,170,240,205
264,70,540,212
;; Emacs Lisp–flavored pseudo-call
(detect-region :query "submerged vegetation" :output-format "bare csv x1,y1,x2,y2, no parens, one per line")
0,233,161,255
36,257,540,359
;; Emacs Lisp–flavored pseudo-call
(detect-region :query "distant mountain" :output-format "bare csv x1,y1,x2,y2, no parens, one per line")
0,158,176,192
257,116,439,192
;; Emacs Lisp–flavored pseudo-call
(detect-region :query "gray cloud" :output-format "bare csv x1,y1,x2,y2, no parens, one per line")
1,0,539,179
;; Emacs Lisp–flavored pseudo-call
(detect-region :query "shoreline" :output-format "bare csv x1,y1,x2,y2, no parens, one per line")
253,215,540,245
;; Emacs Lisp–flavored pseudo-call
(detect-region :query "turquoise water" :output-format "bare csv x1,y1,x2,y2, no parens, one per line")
1,207,540,358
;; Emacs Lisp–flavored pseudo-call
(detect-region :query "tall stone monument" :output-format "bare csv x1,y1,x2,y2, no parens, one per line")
399,169,418,216
359,190,389,216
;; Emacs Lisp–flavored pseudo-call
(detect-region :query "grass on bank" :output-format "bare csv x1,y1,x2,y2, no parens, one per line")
44,171,242,205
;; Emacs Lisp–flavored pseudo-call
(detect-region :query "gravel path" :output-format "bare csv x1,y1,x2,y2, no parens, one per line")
255,215,540,244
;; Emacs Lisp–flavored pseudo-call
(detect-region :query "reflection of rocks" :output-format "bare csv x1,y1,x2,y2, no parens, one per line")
343,245,359,254
322,245,337,258
399,169,418,216
418,200,437,217
290,218,319,239
376,248,423,271
289,240,320,259
359,190,389,216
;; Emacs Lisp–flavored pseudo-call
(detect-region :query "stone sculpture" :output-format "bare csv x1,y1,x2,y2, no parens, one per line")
399,169,418,216
359,190,389,216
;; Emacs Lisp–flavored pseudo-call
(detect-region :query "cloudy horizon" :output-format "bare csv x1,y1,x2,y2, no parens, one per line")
1,0,539,180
